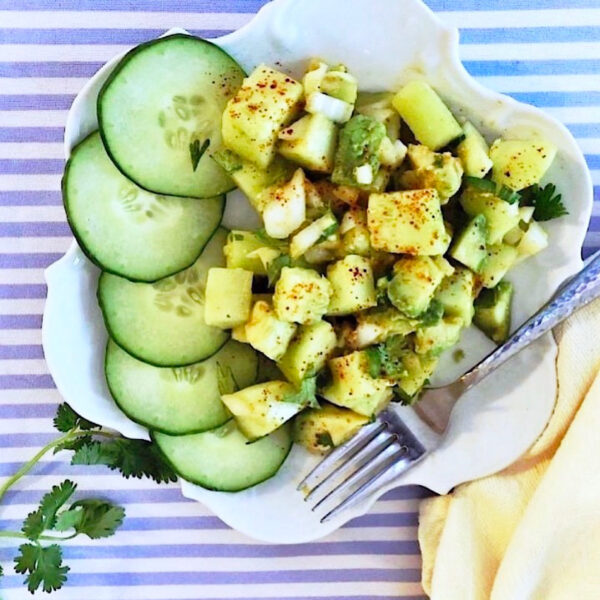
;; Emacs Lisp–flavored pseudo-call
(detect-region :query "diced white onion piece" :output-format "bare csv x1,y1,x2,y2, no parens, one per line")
289,213,337,258
305,92,353,123
518,206,535,224
354,163,373,185
262,169,307,239
517,221,548,257
355,322,384,348
378,136,407,168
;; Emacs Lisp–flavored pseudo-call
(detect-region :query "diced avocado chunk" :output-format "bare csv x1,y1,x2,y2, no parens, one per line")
387,256,452,318
479,244,518,289
400,145,464,204
460,186,520,245
278,320,337,384
332,115,386,190
224,230,275,275
204,268,253,328
457,121,493,178
244,300,297,361
221,380,300,440
474,281,513,343
368,189,450,255
326,255,377,316
415,316,464,356
392,81,462,150
490,138,557,191
396,350,438,400
278,113,338,173
516,221,549,259
293,403,369,453
273,267,332,324
355,306,418,348
450,214,488,273
222,65,303,169
320,70,358,104
290,211,338,259
261,168,307,239
212,149,294,212
434,267,476,326
321,350,393,416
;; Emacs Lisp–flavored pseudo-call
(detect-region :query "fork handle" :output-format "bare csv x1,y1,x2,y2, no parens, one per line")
461,250,600,392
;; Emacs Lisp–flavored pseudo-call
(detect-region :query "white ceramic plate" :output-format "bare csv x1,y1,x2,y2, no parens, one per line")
43,0,593,543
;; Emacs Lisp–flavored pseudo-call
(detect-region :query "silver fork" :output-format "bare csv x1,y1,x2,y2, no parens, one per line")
299,250,600,522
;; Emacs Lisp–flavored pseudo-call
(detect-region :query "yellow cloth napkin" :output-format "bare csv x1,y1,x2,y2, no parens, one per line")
418,298,600,600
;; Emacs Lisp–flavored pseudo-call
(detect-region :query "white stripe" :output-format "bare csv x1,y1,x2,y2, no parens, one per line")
477,74,600,94
0,174,62,191
545,106,600,123
0,298,46,313
0,11,251,29
0,205,64,220
0,389,61,403
460,41,600,61
0,581,425,599
0,360,48,375
0,329,43,345
0,269,46,284
0,237,72,253
0,111,67,127
0,77,86,95
577,139,600,154
0,142,64,159
440,9,600,28
591,170,600,186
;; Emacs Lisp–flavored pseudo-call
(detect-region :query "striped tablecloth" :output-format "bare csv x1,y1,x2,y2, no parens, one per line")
1,1,599,598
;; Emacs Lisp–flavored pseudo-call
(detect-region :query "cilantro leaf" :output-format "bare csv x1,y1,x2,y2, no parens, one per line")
254,228,287,249
14,544,69,594
53,403,97,433
283,376,320,409
53,433,93,455
21,509,45,541
365,336,409,382
365,346,383,378
67,500,125,539
53,508,84,532
315,431,334,448
267,254,291,287
22,480,77,540
527,183,568,221
189,138,210,171
0,563,3,578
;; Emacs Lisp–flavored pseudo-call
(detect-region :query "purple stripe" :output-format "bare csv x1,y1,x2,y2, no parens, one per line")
0,28,232,45
0,159,64,174
0,191,62,206
0,487,186,504
0,62,103,78
0,127,64,143
0,374,54,390
0,402,55,418
0,222,70,237
0,0,264,11
0,284,47,298
0,314,42,329
0,569,420,586
0,95,74,110
0,253,63,268
0,344,44,359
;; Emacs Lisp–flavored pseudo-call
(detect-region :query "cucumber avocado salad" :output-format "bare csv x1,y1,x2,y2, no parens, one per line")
62,34,568,493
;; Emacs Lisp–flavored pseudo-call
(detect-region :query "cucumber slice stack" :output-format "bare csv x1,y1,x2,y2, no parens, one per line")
61,34,292,493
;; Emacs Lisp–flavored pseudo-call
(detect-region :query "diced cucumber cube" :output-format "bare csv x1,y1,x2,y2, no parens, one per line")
457,121,493,178
320,70,358,104
479,244,518,288
224,230,276,275
474,281,513,343
516,221,549,258
450,214,488,273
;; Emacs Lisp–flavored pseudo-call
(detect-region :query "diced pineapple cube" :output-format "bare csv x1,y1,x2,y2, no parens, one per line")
392,81,462,150
221,380,300,440
262,168,307,239
278,320,337,384
278,113,338,173
490,138,557,191
204,268,253,328
273,267,332,324
457,121,493,178
321,351,394,416
368,189,449,255
244,300,297,361
326,255,377,316
222,65,303,169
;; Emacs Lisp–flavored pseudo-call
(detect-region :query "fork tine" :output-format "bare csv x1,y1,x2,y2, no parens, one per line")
297,421,386,492
320,446,412,523
304,429,394,503
310,434,399,511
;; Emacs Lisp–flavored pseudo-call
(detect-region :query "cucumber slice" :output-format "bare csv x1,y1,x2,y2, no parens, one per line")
153,421,292,491
98,227,229,367
105,339,258,435
98,34,245,199
63,132,224,282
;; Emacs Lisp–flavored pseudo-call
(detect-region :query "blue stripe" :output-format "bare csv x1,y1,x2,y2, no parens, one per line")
461,26,600,44
567,123,600,137
508,91,600,107
0,28,232,45
426,0,600,8
464,59,600,76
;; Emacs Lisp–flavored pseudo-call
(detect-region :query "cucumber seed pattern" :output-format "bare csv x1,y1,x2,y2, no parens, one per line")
152,264,205,317
171,364,205,383
118,184,175,222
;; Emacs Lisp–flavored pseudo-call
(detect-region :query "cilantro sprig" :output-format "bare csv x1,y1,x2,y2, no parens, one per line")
0,403,176,594
524,183,568,221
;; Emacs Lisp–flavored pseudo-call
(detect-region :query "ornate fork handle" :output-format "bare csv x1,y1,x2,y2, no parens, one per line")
461,251,600,392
